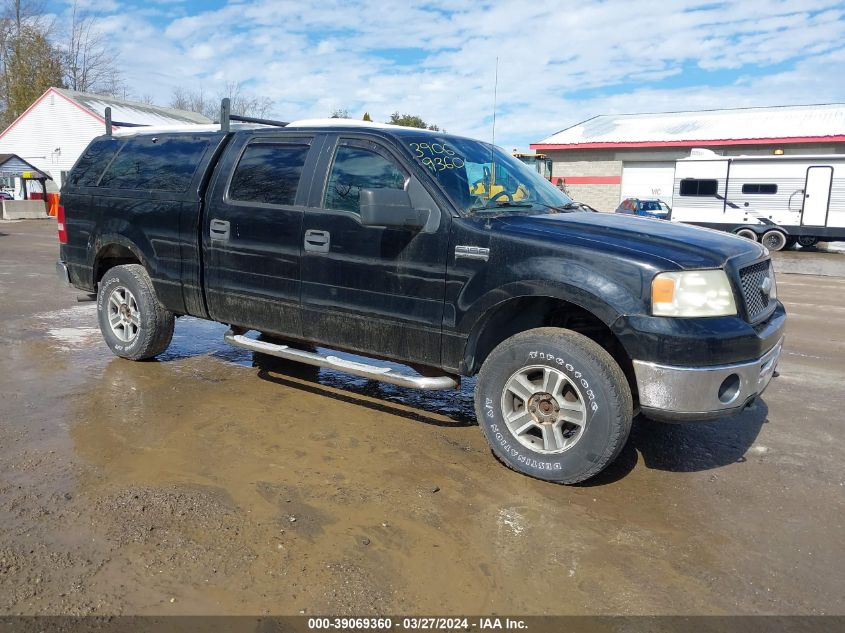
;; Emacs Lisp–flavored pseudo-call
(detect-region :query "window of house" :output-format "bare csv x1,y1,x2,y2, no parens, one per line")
741,183,778,194
229,143,310,206
99,136,210,192
679,179,719,196
324,144,406,214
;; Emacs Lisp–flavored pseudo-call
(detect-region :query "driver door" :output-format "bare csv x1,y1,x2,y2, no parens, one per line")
300,135,451,367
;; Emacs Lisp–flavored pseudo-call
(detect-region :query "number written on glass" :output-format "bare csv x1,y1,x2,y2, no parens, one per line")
410,142,465,171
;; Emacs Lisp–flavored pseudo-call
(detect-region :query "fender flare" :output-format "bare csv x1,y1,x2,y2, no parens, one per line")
459,280,628,373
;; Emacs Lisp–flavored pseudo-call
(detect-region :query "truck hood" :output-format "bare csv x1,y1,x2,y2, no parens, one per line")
493,212,766,269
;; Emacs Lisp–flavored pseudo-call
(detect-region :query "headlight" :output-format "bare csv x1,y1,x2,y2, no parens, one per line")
651,270,737,317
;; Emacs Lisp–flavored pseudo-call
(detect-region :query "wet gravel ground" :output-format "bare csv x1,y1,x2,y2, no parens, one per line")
0,220,843,615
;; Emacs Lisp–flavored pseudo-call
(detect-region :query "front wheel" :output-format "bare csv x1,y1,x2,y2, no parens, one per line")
97,264,175,360
474,328,633,484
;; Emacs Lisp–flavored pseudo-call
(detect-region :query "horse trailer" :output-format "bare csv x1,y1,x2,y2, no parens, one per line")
669,149,845,250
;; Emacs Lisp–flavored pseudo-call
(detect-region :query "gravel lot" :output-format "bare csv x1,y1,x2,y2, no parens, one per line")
0,219,843,615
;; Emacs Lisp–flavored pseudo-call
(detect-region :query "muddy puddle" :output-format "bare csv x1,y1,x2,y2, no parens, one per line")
1,227,843,616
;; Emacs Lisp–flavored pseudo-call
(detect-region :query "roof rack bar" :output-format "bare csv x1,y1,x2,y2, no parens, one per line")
220,98,231,133
105,107,112,136
230,113,289,127
218,97,287,131
111,120,149,128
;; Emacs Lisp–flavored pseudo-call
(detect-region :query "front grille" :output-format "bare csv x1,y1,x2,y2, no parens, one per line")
739,260,774,322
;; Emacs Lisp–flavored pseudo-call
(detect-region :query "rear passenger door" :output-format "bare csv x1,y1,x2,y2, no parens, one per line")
203,134,318,338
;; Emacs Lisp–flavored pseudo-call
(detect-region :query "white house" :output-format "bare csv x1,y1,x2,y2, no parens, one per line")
0,87,211,194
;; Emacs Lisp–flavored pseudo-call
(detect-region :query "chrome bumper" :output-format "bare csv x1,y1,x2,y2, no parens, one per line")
56,261,70,285
633,337,783,421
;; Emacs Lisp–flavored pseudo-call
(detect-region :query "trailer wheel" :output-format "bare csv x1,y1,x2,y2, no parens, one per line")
474,328,632,484
761,229,787,251
798,236,819,248
735,228,758,241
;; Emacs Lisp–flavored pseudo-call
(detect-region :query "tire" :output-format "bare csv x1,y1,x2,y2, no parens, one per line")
97,264,175,360
474,327,633,484
798,236,819,248
761,229,787,251
735,228,758,242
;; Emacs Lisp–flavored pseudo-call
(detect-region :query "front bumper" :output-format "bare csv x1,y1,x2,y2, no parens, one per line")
633,336,783,422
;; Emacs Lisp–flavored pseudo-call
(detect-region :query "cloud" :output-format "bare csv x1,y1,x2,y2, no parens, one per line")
52,0,845,149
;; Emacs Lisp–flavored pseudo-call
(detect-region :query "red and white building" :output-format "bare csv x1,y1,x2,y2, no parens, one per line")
0,87,210,195
531,104,845,212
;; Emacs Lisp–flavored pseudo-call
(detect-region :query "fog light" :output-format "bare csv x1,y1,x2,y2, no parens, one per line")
718,374,741,404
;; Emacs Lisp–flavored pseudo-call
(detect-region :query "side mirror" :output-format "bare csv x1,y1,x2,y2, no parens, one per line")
359,188,429,229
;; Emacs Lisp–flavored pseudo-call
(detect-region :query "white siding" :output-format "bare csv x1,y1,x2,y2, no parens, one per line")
0,91,104,190
620,161,676,204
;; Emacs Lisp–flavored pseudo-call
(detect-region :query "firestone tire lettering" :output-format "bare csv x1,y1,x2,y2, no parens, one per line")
474,327,633,484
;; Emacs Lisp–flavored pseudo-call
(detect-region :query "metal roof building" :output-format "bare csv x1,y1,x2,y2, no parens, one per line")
0,87,211,193
530,104,845,212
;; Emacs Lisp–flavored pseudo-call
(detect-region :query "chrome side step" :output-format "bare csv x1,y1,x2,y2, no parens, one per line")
223,330,459,390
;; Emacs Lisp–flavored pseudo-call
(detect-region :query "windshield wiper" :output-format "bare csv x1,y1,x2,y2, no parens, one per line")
470,201,535,214
469,201,581,216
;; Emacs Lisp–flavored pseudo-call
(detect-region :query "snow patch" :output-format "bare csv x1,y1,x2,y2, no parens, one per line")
47,327,100,348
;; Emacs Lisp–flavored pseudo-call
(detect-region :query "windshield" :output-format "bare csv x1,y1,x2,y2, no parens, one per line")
639,201,664,211
402,135,573,214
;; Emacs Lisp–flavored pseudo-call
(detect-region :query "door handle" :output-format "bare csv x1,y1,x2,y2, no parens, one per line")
304,229,330,253
210,219,230,241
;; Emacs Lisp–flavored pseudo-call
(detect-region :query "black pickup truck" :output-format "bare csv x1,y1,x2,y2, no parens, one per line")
56,109,786,483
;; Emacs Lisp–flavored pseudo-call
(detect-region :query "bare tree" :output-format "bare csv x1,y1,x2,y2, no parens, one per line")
0,0,63,127
221,81,273,118
170,82,274,120
62,1,122,96
169,85,214,118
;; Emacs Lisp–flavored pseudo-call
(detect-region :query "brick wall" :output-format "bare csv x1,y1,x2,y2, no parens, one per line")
562,183,622,212
549,155,622,212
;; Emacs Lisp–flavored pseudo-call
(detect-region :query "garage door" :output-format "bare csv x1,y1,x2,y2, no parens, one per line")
621,162,676,205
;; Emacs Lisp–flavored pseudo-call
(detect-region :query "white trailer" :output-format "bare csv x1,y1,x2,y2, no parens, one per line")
669,148,845,250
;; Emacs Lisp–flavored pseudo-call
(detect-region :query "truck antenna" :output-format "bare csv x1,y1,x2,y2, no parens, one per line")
490,57,499,191
491,57,499,152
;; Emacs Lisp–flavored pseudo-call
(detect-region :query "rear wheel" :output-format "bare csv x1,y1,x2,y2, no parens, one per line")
97,264,174,360
798,236,819,248
761,229,787,251
474,328,632,484
735,228,758,241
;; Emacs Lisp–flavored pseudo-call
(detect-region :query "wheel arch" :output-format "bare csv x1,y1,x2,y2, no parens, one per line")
462,293,637,402
93,236,147,287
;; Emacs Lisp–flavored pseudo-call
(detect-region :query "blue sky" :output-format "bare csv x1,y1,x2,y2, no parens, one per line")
51,0,845,150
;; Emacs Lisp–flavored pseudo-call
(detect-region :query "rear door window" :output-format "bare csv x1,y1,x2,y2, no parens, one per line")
99,135,210,192
229,143,311,206
323,144,407,214
67,138,121,187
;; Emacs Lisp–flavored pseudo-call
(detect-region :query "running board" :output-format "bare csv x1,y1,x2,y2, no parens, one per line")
223,330,459,390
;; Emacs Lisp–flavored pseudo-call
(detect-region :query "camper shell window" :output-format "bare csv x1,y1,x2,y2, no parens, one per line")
741,183,778,195
99,136,210,192
680,179,718,196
